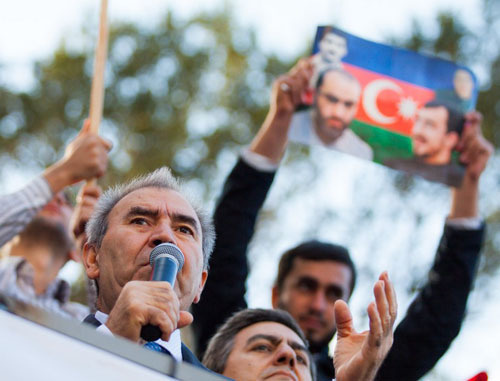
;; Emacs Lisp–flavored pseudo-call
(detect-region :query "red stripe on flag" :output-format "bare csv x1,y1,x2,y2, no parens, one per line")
344,63,435,136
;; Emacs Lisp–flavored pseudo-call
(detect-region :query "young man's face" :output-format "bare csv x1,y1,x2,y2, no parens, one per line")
314,71,361,144
319,32,347,63
453,69,474,100
85,187,207,313
223,321,312,381
412,106,456,163
272,259,352,348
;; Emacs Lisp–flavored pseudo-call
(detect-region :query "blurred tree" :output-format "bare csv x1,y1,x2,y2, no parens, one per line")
388,4,500,288
0,7,293,199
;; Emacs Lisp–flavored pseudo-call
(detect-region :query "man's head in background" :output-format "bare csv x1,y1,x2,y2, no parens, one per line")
271,240,356,350
453,69,474,101
318,28,348,65
203,308,314,381
412,100,464,165
313,68,362,145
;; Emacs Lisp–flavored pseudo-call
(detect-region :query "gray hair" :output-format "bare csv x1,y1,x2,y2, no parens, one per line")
202,308,315,380
86,167,215,269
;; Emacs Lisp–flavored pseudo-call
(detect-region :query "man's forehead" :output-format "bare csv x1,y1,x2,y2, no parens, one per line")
324,33,345,44
322,72,360,97
238,322,305,346
420,106,448,123
288,258,352,282
110,187,198,221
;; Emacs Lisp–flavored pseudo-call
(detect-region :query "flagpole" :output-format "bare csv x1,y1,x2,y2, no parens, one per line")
86,0,109,186
88,0,109,135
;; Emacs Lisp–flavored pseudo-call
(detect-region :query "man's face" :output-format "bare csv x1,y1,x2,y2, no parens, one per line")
272,259,352,347
38,192,73,229
319,33,347,63
314,72,361,143
412,106,451,160
223,321,312,381
88,187,207,312
453,69,474,100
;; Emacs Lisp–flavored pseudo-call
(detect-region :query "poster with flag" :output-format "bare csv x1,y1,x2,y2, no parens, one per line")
288,26,478,187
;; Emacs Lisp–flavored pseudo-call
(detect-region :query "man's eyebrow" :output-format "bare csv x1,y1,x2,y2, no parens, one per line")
124,206,159,220
246,334,280,346
289,340,308,353
172,213,200,235
247,334,308,353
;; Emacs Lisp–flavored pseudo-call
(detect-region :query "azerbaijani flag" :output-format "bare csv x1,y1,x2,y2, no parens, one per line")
312,26,478,163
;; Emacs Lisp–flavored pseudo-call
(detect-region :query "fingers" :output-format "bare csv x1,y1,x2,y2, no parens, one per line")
455,111,493,180
72,184,102,238
379,272,397,325
334,299,354,338
178,311,194,329
78,118,92,136
272,57,315,114
106,281,186,342
367,274,397,349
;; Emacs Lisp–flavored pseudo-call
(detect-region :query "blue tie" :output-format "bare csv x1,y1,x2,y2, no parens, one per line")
143,341,172,357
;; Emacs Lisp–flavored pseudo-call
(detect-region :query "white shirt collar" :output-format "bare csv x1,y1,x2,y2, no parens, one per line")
94,310,183,362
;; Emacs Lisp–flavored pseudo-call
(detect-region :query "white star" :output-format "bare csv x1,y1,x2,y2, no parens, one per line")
397,96,419,120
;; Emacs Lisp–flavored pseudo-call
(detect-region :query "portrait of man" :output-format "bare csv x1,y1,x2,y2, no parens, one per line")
385,100,465,186
289,68,374,160
435,68,476,112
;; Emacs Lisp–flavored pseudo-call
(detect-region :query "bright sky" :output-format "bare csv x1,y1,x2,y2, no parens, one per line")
1,1,497,380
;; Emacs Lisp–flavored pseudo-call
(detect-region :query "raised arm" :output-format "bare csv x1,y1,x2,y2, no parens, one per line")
192,59,313,356
249,58,314,161
0,119,111,248
376,111,493,380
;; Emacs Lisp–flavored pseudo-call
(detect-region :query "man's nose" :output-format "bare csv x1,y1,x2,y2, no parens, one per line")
149,222,177,248
327,102,345,118
310,289,327,312
274,343,296,369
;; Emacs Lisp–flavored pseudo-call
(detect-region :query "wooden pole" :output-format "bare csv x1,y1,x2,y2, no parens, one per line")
88,0,109,135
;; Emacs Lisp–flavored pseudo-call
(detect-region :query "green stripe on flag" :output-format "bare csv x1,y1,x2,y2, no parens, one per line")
349,120,413,164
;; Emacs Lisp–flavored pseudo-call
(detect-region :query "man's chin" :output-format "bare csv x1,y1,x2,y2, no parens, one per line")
305,331,336,352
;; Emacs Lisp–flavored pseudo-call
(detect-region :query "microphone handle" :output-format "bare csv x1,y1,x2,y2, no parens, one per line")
140,257,179,342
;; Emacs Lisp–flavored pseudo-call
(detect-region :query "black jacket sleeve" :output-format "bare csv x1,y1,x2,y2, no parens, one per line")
376,224,485,381
192,158,275,357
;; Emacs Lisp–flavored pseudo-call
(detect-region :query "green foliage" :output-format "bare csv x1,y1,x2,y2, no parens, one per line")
0,7,293,199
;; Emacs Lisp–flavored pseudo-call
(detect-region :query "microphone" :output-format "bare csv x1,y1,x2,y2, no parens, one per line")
140,243,185,342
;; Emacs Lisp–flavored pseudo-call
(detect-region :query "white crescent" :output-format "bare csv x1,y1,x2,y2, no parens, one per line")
362,79,402,125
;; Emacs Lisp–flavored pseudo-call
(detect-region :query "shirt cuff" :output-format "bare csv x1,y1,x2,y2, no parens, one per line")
240,147,279,173
445,217,483,230
96,324,114,336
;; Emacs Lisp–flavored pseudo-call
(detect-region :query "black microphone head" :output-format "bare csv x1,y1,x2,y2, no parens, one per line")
149,243,185,271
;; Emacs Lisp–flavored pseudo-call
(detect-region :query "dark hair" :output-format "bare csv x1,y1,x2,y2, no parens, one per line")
275,240,356,297
203,308,315,380
316,68,360,91
424,100,465,135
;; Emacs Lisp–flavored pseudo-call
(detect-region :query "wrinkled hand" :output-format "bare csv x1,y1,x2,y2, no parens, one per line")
456,111,493,183
105,281,193,342
271,57,314,116
44,119,112,192
334,272,397,381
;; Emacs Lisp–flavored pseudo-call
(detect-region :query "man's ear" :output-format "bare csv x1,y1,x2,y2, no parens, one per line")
271,285,280,309
82,242,100,280
192,270,208,304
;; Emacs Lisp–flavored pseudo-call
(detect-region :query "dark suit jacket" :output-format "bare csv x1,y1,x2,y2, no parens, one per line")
192,158,485,381
82,313,206,369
